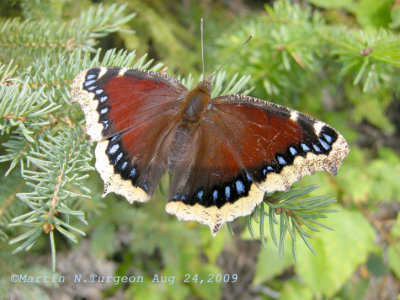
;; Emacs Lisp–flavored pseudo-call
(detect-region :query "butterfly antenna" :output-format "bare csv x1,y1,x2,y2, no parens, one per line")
201,18,205,80
208,34,253,82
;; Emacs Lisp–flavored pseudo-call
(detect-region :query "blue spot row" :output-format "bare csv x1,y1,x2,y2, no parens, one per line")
83,69,111,133
106,136,138,184
175,172,252,207
259,125,338,181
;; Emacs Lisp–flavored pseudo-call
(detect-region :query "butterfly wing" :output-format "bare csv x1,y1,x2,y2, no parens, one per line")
166,94,349,235
166,118,265,235
71,67,188,203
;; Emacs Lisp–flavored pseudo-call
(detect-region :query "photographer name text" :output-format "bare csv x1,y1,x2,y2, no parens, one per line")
10,273,238,285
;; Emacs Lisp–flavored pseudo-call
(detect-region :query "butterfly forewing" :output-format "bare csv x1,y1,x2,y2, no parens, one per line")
211,95,349,191
72,67,188,202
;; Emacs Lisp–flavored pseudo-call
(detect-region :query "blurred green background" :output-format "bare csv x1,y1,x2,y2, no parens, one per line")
1,0,400,299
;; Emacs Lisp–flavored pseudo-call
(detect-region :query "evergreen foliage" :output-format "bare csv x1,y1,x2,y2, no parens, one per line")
1,0,399,299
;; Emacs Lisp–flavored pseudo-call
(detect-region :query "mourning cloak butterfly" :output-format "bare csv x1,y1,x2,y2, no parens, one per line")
71,65,349,235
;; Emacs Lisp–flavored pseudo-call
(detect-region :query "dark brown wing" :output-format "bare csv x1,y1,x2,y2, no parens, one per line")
71,67,188,202
166,94,349,235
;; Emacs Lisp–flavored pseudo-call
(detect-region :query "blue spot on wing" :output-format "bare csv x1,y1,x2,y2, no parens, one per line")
212,190,218,202
323,133,333,143
84,79,96,86
277,155,287,165
289,146,297,156
100,107,109,115
114,152,123,164
246,172,252,182
301,143,310,152
236,180,245,195
129,167,136,178
110,134,120,142
108,143,119,155
141,183,148,192
99,95,108,103
319,138,330,150
101,120,109,129
312,143,321,153
263,165,274,176
86,74,97,80
225,186,231,199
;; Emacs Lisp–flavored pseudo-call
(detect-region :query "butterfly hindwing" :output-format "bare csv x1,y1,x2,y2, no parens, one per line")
166,119,265,235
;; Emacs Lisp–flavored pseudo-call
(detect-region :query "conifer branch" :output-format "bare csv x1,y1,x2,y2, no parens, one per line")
0,4,135,62
219,0,399,96
0,3,139,272
246,185,336,259
8,127,92,262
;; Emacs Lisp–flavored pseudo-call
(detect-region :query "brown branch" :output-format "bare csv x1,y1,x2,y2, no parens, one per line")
51,171,63,215
361,207,400,257
2,113,26,122
0,180,26,218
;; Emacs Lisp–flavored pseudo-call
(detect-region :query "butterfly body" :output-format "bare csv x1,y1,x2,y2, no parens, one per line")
71,66,349,235
168,81,212,169
180,81,211,123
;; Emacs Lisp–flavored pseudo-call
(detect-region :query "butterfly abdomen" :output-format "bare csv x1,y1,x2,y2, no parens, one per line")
168,124,196,170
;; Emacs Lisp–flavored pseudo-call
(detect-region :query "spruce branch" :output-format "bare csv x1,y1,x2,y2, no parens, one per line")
20,0,62,20
0,4,135,63
0,17,73,62
0,82,60,133
211,72,252,97
70,4,136,52
0,81,61,175
326,28,400,92
218,0,400,97
0,175,26,242
245,185,336,260
8,127,92,271
266,1,400,92
0,60,17,84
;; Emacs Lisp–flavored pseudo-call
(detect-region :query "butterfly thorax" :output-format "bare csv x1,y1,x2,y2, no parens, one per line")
181,81,211,123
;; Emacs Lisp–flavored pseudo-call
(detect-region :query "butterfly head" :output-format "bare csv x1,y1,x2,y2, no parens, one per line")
198,76,213,93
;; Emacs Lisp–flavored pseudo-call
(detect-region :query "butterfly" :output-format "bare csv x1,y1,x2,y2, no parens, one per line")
71,64,349,235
